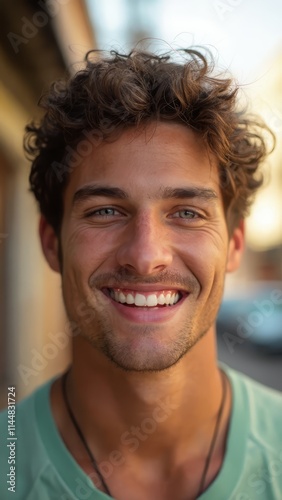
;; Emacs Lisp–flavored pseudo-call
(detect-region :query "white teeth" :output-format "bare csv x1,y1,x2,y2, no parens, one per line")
110,289,181,307
146,294,158,307
165,293,171,305
173,292,180,304
135,293,147,306
158,293,166,305
126,293,134,304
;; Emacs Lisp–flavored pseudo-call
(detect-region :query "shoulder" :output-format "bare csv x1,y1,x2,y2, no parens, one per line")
224,364,282,450
0,378,54,431
215,365,282,499
225,364,282,409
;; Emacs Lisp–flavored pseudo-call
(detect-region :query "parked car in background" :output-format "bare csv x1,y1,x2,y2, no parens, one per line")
217,281,282,353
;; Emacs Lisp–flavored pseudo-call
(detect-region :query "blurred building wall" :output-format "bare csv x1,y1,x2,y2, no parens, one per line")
0,0,95,407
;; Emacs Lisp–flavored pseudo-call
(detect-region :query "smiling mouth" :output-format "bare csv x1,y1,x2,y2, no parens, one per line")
103,288,184,307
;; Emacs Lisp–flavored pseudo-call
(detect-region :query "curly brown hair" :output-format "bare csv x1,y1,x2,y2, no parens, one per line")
24,48,274,235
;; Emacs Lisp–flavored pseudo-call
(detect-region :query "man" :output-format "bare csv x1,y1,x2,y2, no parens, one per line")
1,47,282,500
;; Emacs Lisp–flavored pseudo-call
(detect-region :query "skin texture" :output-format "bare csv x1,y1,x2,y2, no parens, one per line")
41,122,244,499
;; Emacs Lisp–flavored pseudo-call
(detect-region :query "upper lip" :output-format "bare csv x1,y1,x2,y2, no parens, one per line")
102,285,189,294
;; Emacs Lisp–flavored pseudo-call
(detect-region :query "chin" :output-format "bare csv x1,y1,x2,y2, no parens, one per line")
84,324,199,373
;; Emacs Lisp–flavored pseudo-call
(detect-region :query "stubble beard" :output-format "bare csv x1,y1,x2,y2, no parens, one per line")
63,269,223,373
66,302,214,373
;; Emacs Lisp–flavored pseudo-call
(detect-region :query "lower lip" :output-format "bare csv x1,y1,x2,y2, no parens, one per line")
103,292,187,323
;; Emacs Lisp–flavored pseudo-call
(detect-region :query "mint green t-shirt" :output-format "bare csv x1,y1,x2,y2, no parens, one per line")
1,365,282,500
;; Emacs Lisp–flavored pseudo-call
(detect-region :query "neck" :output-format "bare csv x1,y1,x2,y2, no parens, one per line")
62,329,229,463
51,328,232,498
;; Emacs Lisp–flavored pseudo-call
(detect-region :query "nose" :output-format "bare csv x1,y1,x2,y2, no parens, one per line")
116,211,173,276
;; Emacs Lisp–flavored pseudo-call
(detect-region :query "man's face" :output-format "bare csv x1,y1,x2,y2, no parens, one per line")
43,122,243,372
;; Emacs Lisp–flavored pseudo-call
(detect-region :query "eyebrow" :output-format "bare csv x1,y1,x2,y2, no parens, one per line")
73,186,129,206
72,184,218,206
159,187,218,200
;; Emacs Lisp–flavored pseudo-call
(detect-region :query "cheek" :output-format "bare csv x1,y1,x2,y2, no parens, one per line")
176,231,227,284
62,225,118,276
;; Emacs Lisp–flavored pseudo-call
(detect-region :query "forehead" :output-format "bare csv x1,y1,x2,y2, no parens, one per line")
65,122,221,199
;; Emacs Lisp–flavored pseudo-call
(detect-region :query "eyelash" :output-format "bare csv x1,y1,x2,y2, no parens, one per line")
84,207,203,222
85,207,121,217
171,209,201,220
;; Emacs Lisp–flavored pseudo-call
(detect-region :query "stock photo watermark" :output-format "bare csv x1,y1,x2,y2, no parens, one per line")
17,299,96,385
51,102,132,183
265,106,282,133
6,386,17,493
213,0,245,20
72,397,179,498
52,129,106,182
233,449,282,499
7,0,69,54
222,289,282,354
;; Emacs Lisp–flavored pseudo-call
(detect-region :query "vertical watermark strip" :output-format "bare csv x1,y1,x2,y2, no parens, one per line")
7,386,17,493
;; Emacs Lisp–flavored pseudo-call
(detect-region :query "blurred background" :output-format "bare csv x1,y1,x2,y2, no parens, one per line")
0,0,281,407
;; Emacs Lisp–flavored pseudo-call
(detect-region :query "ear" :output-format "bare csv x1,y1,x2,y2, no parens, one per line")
226,220,245,273
39,216,61,273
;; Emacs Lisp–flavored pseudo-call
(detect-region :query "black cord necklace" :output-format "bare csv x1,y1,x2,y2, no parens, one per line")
61,369,227,499
61,372,112,496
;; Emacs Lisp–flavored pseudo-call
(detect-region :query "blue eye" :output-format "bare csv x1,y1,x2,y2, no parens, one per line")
96,208,116,216
175,210,198,219
86,207,120,218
